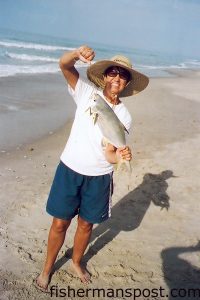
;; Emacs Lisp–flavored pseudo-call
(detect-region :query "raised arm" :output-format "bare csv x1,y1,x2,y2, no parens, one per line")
59,45,95,90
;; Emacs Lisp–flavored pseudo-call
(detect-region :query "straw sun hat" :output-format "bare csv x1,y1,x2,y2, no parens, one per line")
87,55,149,97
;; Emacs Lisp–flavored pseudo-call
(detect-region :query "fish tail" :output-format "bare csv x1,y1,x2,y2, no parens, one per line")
116,159,132,173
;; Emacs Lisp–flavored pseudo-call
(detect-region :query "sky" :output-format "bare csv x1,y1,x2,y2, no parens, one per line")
0,0,200,57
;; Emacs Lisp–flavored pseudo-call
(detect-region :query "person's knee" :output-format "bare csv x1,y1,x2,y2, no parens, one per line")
52,218,71,233
78,217,93,232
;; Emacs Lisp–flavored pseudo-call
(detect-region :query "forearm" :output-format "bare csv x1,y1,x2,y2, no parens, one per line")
105,149,119,164
59,46,95,89
59,50,79,70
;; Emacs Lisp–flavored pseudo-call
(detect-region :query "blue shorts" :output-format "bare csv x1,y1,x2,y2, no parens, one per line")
46,161,113,224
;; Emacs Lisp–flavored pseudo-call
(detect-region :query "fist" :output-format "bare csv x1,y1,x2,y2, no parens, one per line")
116,146,132,161
77,45,95,63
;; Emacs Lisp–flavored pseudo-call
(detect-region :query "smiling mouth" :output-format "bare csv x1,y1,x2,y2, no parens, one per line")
111,83,120,87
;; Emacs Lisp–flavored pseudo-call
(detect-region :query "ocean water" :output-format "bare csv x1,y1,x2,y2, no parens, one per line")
1,28,200,78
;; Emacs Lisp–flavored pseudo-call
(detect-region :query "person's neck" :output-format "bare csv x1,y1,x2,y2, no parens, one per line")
103,90,120,105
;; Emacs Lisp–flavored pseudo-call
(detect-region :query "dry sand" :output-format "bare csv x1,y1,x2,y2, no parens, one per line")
0,69,200,299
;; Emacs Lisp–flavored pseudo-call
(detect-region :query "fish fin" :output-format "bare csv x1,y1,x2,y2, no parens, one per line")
92,113,98,124
85,107,92,115
119,122,129,134
124,126,129,134
85,107,98,124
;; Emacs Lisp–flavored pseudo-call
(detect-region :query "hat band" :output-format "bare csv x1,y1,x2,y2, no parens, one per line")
112,59,132,68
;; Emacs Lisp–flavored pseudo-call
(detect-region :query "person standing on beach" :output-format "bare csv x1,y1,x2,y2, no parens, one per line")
35,45,149,290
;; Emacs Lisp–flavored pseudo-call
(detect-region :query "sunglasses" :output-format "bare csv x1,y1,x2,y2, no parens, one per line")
105,67,131,81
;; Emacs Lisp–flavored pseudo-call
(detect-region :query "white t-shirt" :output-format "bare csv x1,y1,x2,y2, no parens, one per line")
60,76,132,176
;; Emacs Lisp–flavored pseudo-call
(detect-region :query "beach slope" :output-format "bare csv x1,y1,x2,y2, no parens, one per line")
0,70,200,299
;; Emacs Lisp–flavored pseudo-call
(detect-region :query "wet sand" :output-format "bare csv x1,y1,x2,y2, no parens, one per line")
0,69,200,299
0,73,76,151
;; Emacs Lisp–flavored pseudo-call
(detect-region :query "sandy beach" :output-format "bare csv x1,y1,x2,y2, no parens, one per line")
0,69,200,299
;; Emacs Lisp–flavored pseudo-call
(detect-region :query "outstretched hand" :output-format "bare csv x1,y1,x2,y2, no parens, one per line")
77,45,95,63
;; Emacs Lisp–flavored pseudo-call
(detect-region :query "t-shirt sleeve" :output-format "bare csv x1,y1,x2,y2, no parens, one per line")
124,114,132,132
68,76,96,107
125,115,132,142
118,107,132,143
118,106,132,132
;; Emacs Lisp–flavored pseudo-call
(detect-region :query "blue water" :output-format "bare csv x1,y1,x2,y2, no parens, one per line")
1,28,200,78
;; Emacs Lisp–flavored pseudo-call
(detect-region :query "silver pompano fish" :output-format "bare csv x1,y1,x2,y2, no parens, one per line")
89,94,131,171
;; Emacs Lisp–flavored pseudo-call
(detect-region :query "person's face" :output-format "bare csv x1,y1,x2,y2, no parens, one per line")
104,66,130,95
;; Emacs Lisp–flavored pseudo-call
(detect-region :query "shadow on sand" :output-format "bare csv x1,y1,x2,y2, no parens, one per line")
161,242,200,300
53,170,174,273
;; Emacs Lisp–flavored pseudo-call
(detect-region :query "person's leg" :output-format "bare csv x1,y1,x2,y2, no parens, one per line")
36,217,71,290
71,216,93,283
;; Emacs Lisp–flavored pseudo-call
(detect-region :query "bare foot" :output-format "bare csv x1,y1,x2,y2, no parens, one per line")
34,272,50,292
70,261,91,284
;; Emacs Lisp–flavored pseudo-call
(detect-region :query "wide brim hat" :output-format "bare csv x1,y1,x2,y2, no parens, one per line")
87,55,149,97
